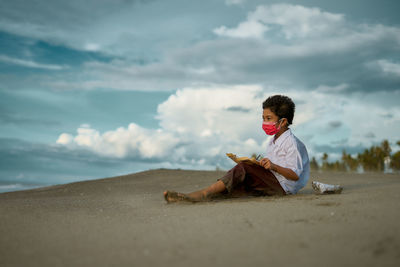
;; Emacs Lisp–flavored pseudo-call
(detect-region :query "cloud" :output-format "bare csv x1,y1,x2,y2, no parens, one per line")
216,4,345,40
57,123,180,159
316,84,349,93
376,60,400,77
0,54,67,70
313,143,365,155
1,2,399,94
56,133,74,145
55,85,400,170
0,137,137,184
365,132,375,139
296,90,400,151
0,0,137,55
380,113,393,119
213,20,268,39
225,0,246,6
226,106,251,112
156,85,263,138
57,86,272,167
2,1,400,180
0,111,61,126
328,121,342,129
212,3,400,57
249,4,345,40
210,4,400,92
39,4,399,93
0,0,233,59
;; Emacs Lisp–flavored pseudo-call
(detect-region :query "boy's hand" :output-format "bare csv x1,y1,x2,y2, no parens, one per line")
260,157,299,181
260,158,276,171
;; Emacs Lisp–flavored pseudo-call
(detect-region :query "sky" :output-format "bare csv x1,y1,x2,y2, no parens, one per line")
1,0,400,192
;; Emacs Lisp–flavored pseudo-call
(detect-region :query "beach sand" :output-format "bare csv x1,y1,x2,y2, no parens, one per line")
1,169,399,267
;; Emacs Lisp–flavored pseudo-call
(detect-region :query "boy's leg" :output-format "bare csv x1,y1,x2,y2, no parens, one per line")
218,162,285,196
186,180,227,200
163,180,227,203
163,162,284,203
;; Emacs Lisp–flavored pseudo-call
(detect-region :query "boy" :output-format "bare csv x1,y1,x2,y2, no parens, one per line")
164,95,310,202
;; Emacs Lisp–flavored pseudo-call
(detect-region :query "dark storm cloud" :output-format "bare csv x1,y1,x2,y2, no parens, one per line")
328,121,342,129
1,0,399,94
313,143,366,155
226,106,251,113
0,0,238,59
380,113,394,119
0,0,149,36
365,132,376,139
68,26,400,93
331,138,348,145
174,37,400,93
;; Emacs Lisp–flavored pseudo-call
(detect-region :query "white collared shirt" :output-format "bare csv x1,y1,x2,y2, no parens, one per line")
265,128,310,194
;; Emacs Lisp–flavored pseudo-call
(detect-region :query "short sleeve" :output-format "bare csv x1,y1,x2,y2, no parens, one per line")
283,141,303,177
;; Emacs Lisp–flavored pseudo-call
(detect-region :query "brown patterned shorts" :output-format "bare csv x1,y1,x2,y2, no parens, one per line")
217,162,286,196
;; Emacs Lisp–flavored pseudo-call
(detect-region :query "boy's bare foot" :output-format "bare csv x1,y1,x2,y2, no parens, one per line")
163,190,194,203
163,190,208,203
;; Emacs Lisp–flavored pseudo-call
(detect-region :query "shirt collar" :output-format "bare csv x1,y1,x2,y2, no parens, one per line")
272,128,292,146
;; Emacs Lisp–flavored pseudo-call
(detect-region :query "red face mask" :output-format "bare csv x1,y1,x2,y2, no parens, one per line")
262,119,282,135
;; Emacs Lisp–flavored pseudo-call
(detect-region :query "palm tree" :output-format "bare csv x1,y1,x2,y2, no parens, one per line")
341,150,358,172
357,139,391,172
310,157,319,171
391,140,400,171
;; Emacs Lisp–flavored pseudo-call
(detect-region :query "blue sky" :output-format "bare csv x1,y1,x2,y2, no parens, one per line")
1,0,400,191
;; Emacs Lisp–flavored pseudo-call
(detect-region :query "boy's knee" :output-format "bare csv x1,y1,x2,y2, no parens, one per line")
236,162,246,169
236,162,260,172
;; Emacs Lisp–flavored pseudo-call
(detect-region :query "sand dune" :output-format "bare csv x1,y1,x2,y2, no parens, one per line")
0,169,399,267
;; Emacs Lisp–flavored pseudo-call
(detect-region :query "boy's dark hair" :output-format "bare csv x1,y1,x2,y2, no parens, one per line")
262,95,295,124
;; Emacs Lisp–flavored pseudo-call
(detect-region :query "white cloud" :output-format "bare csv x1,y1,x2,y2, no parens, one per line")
225,0,246,6
56,85,400,168
56,133,73,145
38,4,400,93
376,60,400,76
214,4,345,40
0,0,247,59
57,122,180,159
214,20,268,39
57,86,272,165
249,4,345,39
3,2,395,95
0,1,133,56
212,4,399,58
156,85,263,140
2,1,400,170
84,43,101,52
294,89,400,151
0,54,67,70
316,84,349,93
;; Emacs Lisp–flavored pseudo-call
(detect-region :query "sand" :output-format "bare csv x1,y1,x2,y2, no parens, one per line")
0,169,399,267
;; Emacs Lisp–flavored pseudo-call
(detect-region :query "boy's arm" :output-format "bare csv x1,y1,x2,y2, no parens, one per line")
260,158,299,181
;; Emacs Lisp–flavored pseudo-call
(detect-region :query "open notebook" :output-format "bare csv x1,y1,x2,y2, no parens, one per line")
226,153,261,166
